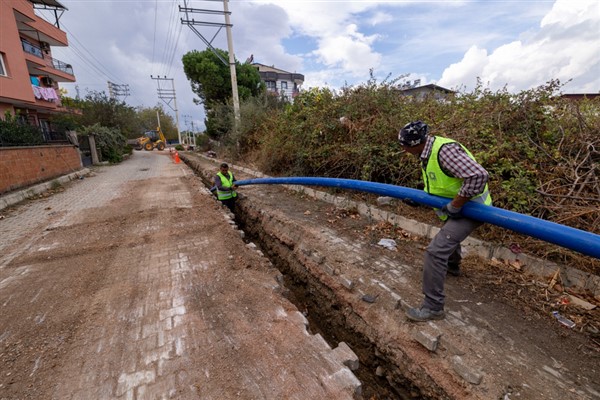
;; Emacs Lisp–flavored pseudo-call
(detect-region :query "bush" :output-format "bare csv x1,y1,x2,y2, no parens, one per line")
236,79,600,240
80,123,127,163
195,134,211,151
0,111,45,146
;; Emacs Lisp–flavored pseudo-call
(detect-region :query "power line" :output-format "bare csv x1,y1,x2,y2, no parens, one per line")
151,0,159,68
59,24,125,85
165,24,184,77
160,1,178,66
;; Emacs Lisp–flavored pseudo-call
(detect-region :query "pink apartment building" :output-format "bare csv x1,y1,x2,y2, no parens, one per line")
0,0,76,141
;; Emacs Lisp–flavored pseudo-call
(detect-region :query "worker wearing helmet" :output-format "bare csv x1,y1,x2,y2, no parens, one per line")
215,162,238,213
398,121,492,322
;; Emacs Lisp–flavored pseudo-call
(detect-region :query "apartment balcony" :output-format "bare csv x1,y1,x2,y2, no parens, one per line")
22,39,75,82
259,71,305,85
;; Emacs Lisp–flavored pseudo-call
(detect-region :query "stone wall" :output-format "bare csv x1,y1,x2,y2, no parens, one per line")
0,145,82,194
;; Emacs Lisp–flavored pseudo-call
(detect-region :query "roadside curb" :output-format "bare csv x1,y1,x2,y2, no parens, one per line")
0,168,91,211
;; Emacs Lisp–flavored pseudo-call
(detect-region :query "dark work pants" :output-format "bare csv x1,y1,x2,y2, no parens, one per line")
422,217,483,311
221,197,236,213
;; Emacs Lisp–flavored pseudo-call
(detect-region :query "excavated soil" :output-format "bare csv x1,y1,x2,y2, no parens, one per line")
183,152,600,400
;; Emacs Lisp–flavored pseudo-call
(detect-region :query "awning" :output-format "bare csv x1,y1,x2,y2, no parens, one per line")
30,0,68,11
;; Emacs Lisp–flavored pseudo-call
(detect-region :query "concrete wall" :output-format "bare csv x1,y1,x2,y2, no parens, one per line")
0,145,82,194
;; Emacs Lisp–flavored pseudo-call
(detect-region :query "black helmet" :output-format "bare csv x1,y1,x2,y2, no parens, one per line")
398,121,428,147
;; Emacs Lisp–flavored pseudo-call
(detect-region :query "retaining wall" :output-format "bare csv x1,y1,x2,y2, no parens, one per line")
0,145,82,195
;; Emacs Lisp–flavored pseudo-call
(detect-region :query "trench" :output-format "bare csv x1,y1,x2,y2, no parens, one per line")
187,157,434,400
235,208,422,400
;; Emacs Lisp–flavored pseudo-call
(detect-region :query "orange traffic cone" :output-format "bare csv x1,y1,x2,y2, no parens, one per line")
174,151,180,164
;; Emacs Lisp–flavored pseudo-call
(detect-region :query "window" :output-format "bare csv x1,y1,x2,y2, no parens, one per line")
266,81,276,90
280,81,288,90
0,53,7,77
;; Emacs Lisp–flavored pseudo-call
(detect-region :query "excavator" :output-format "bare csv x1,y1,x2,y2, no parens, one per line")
134,126,166,151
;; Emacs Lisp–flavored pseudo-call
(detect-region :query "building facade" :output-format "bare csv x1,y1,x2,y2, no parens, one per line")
252,63,304,101
398,83,455,101
0,0,76,141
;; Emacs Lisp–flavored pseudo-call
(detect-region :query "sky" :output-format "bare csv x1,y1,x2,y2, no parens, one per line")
42,0,600,133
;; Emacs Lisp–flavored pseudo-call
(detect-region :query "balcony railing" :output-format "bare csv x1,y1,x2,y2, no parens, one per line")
50,57,73,75
21,39,43,58
21,39,74,76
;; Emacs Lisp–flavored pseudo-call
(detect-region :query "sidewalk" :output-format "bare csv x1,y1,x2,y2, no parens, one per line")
0,151,361,399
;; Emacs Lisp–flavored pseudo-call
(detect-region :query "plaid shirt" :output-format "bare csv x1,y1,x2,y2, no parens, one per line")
420,136,489,198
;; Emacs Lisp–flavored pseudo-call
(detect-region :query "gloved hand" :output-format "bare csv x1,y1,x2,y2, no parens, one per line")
441,203,462,219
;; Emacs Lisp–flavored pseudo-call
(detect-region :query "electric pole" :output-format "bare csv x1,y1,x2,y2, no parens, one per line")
107,81,130,101
223,0,240,125
180,0,241,127
150,75,182,145
183,114,195,146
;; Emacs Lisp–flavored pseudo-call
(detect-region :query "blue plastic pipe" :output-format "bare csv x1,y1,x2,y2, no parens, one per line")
235,177,600,259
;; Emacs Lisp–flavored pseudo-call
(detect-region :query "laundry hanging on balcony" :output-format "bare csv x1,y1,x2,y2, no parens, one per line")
31,85,58,102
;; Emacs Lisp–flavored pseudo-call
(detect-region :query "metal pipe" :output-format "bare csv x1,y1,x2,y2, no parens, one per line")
235,177,600,259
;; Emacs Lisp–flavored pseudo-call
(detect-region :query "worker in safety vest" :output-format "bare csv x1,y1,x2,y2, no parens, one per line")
398,121,492,322
214,162,238,212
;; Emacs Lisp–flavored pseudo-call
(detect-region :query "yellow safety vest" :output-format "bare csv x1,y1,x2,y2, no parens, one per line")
422,136,492,219
216,172,237,201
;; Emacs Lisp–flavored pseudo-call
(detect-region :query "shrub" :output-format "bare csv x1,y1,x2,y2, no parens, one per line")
80,123,126,163
0,111,44,146
236,79,599,238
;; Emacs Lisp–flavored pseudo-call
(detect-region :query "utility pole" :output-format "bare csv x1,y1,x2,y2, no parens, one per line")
150,75,182,145
223,0,240,125
183,114,194,146
180,0,241,127
107,81,130,101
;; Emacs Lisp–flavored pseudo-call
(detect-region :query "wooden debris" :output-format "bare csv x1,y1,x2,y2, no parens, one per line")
548,268,561,289
567,294,597,310
508,259,523,271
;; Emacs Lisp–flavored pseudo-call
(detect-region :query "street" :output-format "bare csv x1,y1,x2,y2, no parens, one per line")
0,151,360,399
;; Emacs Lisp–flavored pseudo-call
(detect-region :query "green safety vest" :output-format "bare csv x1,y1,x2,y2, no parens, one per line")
216,171,237,201
422,137,492,219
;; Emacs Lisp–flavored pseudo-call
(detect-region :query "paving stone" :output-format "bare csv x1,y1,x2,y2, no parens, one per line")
413,330,441,352
451,356,483,385
332,341,360,371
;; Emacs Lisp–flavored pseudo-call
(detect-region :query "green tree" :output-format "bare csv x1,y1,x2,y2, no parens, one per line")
182,48,264,139
77,91,138,136
51,91,138,137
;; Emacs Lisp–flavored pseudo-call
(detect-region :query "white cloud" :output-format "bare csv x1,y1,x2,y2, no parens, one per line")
367,11,394,26
438,0,600,93
439,46,489,90
312,24,381,76
241,1,385,79
34,0,598,136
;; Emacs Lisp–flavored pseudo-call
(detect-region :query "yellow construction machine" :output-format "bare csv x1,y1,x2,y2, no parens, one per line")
135,126,166,151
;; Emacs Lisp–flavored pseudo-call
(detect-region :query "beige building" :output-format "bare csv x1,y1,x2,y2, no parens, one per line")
252,62,304,101
0,0,76,140
399,83,455,101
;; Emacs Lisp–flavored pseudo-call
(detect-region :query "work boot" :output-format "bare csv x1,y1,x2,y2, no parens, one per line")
447,262,461,277
405,306,445,322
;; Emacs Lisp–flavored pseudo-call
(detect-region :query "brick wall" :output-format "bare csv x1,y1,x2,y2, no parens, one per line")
0,145,82,194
